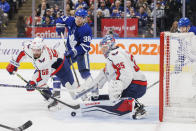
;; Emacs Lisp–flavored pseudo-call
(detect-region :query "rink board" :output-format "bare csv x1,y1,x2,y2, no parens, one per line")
0,38,159,71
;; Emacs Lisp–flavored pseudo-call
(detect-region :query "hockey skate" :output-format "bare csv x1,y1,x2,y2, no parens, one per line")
48,91,61,111
132,103,147,120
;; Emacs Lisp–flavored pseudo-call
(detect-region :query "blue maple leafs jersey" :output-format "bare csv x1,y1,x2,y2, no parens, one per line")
56,16,92,56
189,26,196,35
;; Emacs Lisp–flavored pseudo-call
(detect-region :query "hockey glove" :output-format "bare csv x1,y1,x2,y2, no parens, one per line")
26,81,36,91
64,49,77,58
6,60,19,75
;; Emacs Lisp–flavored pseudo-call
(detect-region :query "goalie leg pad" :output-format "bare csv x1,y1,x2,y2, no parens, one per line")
81,98,135,118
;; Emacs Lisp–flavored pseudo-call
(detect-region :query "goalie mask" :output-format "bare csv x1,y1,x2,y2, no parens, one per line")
31,37,44,59
100,35,115,55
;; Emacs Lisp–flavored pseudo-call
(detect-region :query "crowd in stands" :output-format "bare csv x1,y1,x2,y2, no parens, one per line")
27,0,196,37
2,0,196,37
0,0,26,34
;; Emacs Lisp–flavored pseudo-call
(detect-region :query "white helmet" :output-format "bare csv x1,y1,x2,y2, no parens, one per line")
31,37,44,50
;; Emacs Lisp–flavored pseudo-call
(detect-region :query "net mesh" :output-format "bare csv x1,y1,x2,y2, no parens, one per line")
162,32,196,122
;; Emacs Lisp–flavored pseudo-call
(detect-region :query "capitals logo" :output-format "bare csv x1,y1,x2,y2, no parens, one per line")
38,58,45,63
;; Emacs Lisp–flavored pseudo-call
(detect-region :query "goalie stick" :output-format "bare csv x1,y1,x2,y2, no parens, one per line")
16,73,80,110
0,120,32,131
73,79,160,100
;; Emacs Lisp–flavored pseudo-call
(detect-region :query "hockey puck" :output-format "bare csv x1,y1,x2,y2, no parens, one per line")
71,112,76,117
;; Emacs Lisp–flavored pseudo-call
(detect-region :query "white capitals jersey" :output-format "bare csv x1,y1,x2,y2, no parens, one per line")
105,47,147,89
13,42,64,87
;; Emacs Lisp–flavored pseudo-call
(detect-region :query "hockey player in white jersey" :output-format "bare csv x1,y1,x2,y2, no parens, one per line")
6,37,74,109
72,35,147,119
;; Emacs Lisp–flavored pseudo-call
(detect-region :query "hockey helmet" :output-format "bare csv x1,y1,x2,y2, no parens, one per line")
75,9,88,18
178,17,190,28
31,37,44,50
100,35,115,49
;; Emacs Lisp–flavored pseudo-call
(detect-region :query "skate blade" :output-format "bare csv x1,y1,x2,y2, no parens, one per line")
48,104,62,112
133,111,147,120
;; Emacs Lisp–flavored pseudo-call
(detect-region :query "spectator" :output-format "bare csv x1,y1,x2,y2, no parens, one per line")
26,9,41,26
151,1,164,18
66,0,74,10
151,1,165,34
111,0,123,15
128,7,136,18
42,16,55,27
37,2,47,18
54,4,59,14
65,3,71,16
143,2,151,17
0,0,10,25
87,9,93,27
42,9,55,23
17,15,26,38
104,0,112,8
190,0,196,25
170,20,178,33
50,7,56,18
75,0,88,10
135,6,148,35
38,0,50,10
88,3,94,16
97,9,104,37
136,0,144,10
165,0,181,31
97,1,110,17
126,0,135,14
111,9,121,17
69,10,75,16
0,0,10,13
0,8,5,33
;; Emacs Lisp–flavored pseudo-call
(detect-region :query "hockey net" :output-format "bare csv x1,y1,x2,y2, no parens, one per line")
159,32,196,122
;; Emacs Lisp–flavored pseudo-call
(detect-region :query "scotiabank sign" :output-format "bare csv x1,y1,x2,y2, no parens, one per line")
26,27,60,38
101,18,138,37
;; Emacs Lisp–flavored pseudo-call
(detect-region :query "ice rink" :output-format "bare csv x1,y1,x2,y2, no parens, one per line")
0,69,196,131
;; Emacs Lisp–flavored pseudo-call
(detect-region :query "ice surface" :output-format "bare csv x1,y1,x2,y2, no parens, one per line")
0,69,196,131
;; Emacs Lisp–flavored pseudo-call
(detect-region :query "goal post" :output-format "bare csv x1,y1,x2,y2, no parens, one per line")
159,32,196,122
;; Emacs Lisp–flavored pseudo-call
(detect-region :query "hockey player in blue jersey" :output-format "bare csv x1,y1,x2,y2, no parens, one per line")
56,9,93,94
174,17,196,73
178,17,196,35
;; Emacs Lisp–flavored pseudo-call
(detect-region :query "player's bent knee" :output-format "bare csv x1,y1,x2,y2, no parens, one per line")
80,69,91,79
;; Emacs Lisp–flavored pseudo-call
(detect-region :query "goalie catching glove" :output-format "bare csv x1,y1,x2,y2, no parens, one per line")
26,81,36,91
108,80,124,101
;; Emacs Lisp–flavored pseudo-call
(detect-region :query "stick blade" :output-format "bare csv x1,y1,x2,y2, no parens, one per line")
15,120,32,131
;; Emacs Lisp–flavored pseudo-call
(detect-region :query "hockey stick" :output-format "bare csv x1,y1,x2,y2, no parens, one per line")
0,120,32,131
73,79,160,100
0,83,48,90
16,73,80,110
61,33,80,87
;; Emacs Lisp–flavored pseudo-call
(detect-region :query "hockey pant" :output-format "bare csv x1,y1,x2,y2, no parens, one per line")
55,57,74,86
69,53,91,79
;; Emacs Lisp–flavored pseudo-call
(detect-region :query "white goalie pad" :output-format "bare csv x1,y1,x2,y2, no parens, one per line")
80,98,135,119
